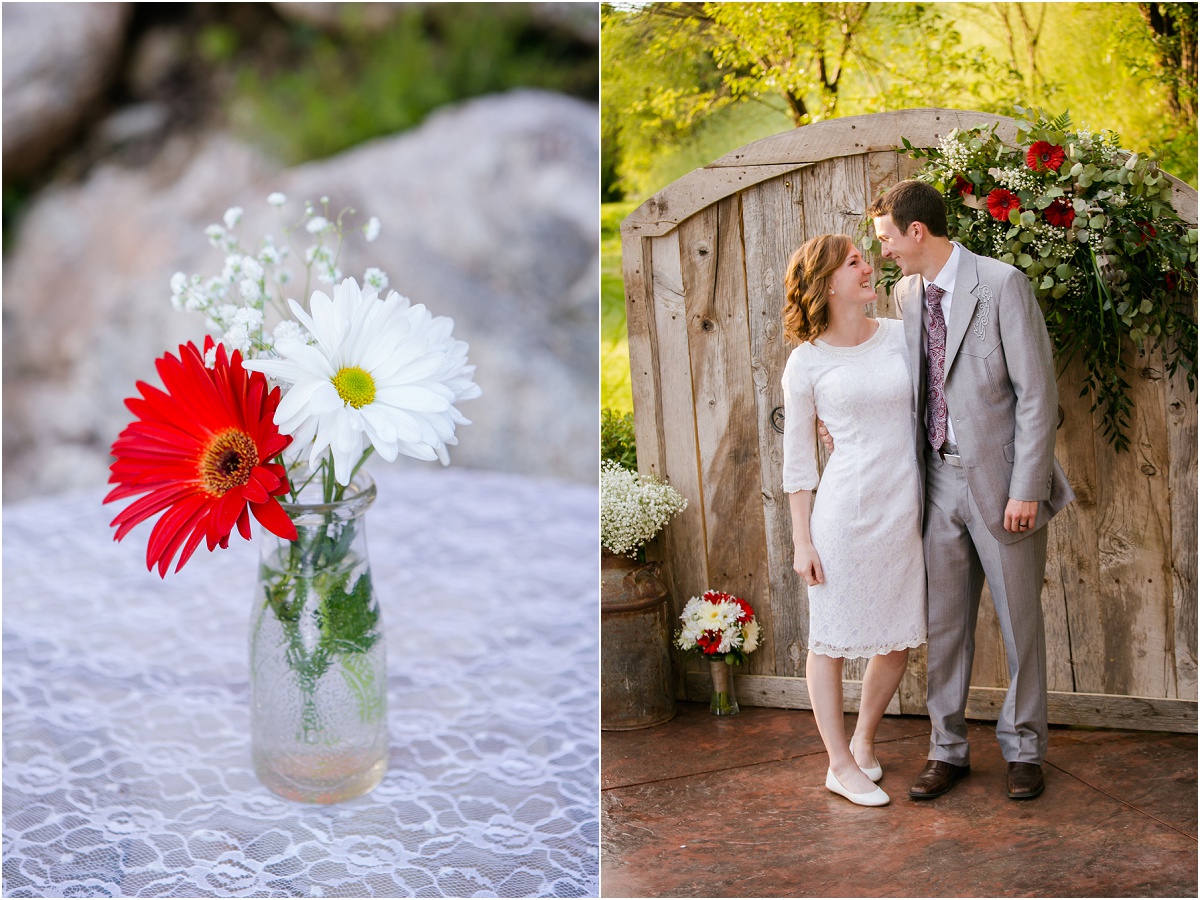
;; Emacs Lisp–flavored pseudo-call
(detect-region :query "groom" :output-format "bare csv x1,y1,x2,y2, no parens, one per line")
868,180,1074,801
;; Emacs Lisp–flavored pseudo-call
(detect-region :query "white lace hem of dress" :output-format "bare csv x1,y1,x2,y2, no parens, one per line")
809,635,927,660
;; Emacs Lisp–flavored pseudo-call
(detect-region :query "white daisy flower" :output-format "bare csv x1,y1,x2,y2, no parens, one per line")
267,192,287,207
243,277,480,484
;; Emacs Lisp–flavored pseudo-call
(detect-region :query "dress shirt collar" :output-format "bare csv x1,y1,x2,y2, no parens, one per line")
925,241,961,299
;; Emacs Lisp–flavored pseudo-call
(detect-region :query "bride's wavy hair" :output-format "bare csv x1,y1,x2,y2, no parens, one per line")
782,233,854,345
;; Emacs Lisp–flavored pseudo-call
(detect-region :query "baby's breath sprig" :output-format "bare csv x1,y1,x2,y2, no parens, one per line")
600,460,688,559
169,193,386,363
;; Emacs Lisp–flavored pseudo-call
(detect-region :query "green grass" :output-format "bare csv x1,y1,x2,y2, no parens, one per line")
231,5,599,166
602,201,639,413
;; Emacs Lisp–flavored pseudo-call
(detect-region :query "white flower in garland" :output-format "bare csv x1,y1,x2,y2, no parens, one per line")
244,277,480,484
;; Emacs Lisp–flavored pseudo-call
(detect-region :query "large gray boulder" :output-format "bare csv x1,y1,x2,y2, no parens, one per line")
3,3,132,182
2,90,598,500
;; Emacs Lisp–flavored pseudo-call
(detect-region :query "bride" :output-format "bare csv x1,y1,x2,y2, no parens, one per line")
781,233,927,807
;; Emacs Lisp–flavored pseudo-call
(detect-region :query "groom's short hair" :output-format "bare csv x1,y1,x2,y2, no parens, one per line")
869,180,948,237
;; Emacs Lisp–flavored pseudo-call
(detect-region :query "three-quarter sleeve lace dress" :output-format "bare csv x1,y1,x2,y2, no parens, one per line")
781,317,927,658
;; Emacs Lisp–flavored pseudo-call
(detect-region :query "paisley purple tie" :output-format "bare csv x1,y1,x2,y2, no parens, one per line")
925,283,948,449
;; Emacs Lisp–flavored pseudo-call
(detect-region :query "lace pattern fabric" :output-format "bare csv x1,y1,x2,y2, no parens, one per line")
3,466,599,898
782,318,928,660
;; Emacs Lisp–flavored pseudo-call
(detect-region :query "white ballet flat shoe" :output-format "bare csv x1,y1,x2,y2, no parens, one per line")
849,742,883,782
826,768,890,807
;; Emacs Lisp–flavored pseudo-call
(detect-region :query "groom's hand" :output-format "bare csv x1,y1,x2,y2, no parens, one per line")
1004,498,1039,534
817,418,834,453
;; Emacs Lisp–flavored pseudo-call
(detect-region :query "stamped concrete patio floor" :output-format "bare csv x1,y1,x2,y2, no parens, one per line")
602,703,1197,898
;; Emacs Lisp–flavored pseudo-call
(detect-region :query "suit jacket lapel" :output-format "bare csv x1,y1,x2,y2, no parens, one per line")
901,276,924,413
945,245,980,370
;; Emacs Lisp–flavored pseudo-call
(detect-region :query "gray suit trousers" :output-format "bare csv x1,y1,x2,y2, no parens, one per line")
924,447,1049,765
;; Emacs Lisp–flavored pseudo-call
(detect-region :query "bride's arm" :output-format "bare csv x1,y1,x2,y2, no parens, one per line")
789,490,823,586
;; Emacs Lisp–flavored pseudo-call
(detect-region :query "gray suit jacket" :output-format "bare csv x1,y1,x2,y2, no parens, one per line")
897,243,1075,544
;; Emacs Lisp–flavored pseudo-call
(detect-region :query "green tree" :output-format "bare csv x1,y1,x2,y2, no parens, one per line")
1138,2,1197,127
602,2,1000,199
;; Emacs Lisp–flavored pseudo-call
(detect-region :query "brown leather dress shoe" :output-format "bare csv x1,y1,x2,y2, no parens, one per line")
909,760,970,800
1007,762,1045,800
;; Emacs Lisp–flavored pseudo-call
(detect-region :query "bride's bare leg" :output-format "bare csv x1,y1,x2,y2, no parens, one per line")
851,648,909,770
807,650,876,794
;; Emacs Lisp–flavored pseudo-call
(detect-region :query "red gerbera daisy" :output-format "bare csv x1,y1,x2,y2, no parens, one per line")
732,597,755,624
1043,199,1076,228
954,174,974,196
986,188,1022,222
105,336,298,577
1026,141,1065,172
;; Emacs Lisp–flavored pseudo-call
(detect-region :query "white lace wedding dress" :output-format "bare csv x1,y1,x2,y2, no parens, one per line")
782,317,927,658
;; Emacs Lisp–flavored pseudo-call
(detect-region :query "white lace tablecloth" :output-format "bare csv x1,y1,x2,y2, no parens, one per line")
3,466,599,898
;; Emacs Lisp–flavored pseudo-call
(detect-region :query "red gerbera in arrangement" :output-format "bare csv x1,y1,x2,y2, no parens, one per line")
675,588,762,665
954,174,974,196
1043,198,1076,228
892,111,1197,454
1026,140,1065,172
105,336,297,577
986,188,1022,222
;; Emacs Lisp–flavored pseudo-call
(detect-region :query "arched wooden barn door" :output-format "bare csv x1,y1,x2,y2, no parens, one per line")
621,108,1197,732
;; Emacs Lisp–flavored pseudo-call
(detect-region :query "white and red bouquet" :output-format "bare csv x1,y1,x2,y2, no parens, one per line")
675,589,761,666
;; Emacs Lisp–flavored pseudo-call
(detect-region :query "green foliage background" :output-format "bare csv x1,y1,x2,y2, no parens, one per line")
601,1,1197,411
230,4,598,165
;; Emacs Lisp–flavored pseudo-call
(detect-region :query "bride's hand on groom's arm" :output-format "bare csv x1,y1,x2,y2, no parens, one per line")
793,542,824,586
817,418,834,452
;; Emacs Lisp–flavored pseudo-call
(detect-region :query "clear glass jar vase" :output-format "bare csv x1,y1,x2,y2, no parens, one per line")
709,659,740,717
250,470,388,803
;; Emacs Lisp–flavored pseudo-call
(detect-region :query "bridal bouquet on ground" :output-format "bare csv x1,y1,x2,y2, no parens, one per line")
675,589,761,666
676,589,760,717
103,194,480,803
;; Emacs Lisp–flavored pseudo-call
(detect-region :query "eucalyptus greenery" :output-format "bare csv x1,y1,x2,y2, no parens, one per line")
876,108,1197,452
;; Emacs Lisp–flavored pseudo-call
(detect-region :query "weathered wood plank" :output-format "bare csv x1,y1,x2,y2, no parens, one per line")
964,687,1197,734
1045,354,1107,694
800,154,870,241
897,152,924,182
713,109,1017,170
1167,353,1197,701
623,164,806,238
1093,346,1173,698
647,230,710,698
684,675,1199,734
622,234,664,478
679,196,773,677
1168,172,1198,226
742,172,808,678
